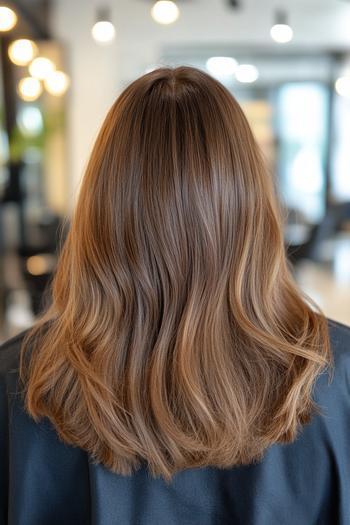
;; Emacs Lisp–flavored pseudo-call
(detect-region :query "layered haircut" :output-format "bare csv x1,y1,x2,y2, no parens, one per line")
20,66,332,482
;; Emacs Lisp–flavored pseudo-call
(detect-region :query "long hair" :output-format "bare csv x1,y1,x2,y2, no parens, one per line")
20,66,332,482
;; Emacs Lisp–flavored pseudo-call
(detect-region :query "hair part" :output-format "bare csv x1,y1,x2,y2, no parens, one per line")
20,66,332,482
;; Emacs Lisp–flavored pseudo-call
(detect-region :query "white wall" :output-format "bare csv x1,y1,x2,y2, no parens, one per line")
52,0,350,202
52,0,122,205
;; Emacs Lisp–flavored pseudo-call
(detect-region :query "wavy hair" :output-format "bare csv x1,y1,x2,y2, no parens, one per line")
20,66,332,482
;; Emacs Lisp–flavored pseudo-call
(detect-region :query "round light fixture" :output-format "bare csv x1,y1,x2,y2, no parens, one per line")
18,77,43,101
91,8,115,44
270,24,293,43
26,255,55,275
206,56,238,78
17,106,43,136
44,70,70,96
29,57,55,80
0,6,17,31
8,39,38,66
335,76,350,98
270,9,293,44
91,20,115,43
151,1,179,25
235,64,259,84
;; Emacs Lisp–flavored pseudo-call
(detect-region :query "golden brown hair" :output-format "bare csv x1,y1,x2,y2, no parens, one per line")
20,66,332,482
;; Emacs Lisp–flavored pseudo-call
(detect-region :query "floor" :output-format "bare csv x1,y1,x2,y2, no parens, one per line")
295,234,350,326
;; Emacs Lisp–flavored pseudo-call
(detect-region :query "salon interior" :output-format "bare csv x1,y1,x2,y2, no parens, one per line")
0,0,349,340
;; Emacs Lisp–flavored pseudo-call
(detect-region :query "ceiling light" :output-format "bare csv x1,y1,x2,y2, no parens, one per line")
206,56,238,78
18,77,43,101
91,7,115,44
44,70,70,96
8,39,38,66
29,57,55,80
0,6,17,31
151,1,180,25
235,64,259,83
270,9,293,43
335,76,350,98
92,21,115,43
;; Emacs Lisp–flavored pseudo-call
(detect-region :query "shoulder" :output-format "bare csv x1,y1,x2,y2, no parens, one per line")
327,318,350,371
0,328,30,378
0,330,30,476
312,318,350,413
327,317,350,348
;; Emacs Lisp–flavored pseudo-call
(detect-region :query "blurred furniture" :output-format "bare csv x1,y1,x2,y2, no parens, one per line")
18,213,69,315
286,201,350,265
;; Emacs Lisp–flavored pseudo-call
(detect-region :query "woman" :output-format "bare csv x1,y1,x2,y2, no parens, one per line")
1,66,349,525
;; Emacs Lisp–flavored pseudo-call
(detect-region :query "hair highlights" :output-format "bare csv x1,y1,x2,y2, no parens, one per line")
20,67,332,482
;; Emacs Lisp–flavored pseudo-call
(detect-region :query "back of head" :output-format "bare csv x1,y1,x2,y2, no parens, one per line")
21,66,331,482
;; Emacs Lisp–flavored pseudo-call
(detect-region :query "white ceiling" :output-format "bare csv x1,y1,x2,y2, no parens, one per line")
221,0,347,10
242,0,344,7
50,0,350,189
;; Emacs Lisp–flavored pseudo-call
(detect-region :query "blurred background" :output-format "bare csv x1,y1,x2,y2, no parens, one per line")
0,0,349,340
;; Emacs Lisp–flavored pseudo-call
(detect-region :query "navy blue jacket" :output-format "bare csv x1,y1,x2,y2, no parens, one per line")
0,319,349,525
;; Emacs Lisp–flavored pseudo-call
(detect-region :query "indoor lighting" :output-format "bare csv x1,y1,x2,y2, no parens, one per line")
270,9,293,43
17,106,43,136
206,56,238,78
8,39,38,66
17,77,43,101
151,1,179,25
91,21,115,43
335,76,350,98
235,64,259,83
0,6,17,31
26,254,55,276
91,7,115,44
44,70,70,96
29,57,55,80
